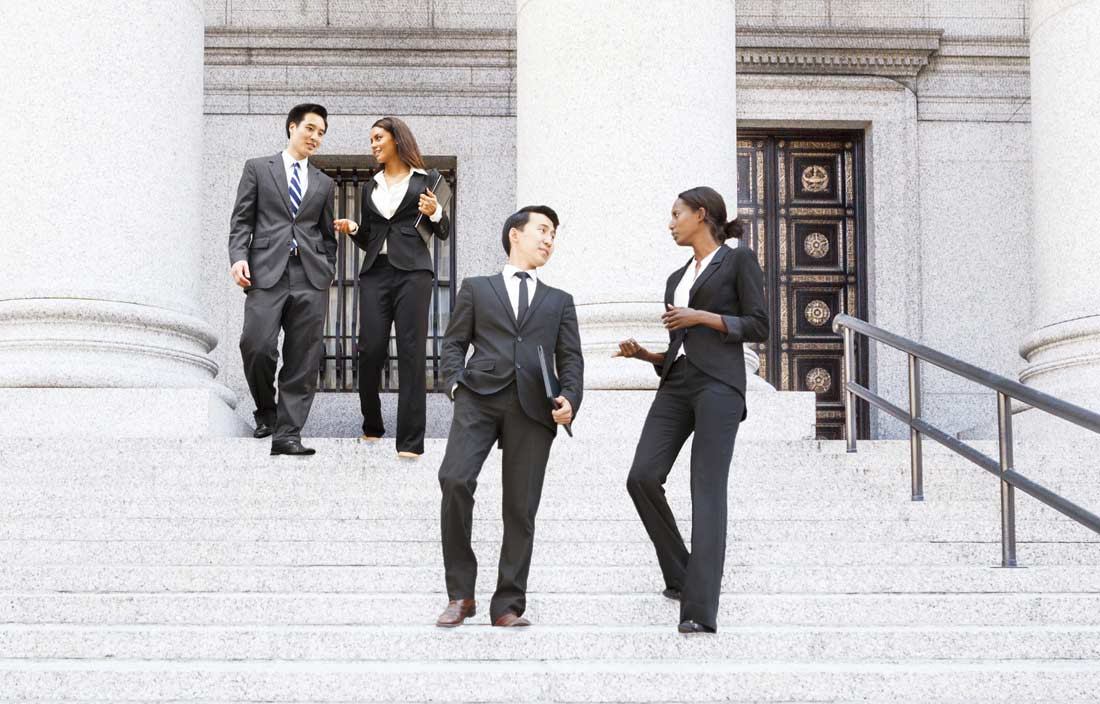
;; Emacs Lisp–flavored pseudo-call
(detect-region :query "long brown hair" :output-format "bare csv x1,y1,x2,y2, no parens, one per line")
372,116,426,170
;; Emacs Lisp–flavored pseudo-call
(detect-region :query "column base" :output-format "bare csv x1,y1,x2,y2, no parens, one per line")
0,388,251,438
1011,402,1100,444
576,301,775,391
578,389,816,442
1017,315,1100,442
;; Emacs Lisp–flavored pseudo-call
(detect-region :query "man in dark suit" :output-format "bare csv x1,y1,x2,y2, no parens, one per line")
435,205,584,628
228,103,337,455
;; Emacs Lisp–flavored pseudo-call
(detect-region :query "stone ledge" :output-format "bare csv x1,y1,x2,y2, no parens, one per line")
204,26,514,115
205,27,514,54
737,28,943,79
0,388,249,438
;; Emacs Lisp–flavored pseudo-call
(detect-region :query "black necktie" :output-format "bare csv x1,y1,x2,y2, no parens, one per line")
515,271,530,325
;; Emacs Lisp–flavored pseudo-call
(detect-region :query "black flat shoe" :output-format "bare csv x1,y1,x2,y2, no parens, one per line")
270,440,316,456
662,588,682,601
677,620,716,634
253,422,273,439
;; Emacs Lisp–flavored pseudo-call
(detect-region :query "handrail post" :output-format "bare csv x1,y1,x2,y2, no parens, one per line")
908,354,924,501
996,391,1019,567
843,325,857,452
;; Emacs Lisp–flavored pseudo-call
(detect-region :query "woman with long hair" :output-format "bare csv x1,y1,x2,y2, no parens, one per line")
333,117,450,458
614,186,768,633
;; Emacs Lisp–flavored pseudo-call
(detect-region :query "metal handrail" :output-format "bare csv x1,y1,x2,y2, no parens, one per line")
833,314,1100,567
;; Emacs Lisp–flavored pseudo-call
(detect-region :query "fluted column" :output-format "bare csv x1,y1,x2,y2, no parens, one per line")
1018,0,1100,433
0,2,242,436
516,0,767,389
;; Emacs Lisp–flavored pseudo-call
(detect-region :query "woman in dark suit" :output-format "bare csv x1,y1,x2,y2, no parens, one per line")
614,186,768,634
333,117,450,458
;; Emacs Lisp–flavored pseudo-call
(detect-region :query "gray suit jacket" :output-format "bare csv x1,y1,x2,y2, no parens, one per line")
228,153,337,291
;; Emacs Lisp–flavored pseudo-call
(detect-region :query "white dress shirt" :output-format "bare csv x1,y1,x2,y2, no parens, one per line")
671,246,719,360
368,167,443,254
281,150,309,200
502,264,539,319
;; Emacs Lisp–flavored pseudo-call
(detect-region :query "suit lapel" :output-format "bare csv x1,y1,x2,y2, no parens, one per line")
519,280,551,332
267,155,293,217
295,165,324,218
488,274,519,331
363,177,383,219
394,171,426,217
688,245,728,305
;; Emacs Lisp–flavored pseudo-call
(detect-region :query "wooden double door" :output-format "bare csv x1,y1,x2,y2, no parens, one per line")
736,131,869,440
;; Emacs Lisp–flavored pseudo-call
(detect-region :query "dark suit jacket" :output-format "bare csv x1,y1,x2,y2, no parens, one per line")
228,154,337,291
441,274,584,434
657,244,769,404
348,169,451,275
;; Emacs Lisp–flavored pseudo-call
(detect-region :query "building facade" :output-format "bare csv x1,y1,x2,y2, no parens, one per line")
4,1,1097,442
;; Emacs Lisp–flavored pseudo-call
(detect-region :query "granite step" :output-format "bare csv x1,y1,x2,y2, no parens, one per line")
3,516,1095,543
3,538,1098,568
2,623,1100,662
2,564,1098,594
1,659,1099,702
7,592,1099,627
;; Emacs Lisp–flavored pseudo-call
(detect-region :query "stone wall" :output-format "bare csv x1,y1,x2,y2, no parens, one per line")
738,0,1028,37
737,2,1032,438
200,1,1034,439
202,1,516,435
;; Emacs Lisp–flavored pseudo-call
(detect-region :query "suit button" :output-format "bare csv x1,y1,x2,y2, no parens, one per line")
517,337,523,342
516,364,522,369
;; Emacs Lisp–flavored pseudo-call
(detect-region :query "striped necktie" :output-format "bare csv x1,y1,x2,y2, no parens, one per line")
289,162,301,254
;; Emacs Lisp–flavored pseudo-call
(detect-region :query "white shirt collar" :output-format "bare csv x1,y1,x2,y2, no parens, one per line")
281,150,308,171
503,263,539,282
373,167,428,186
693,246,720,272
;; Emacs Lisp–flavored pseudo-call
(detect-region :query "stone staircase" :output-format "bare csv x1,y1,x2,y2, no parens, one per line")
1,435,1099,702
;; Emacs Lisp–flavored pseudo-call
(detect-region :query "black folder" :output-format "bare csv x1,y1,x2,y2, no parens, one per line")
537,345,572,437
414,172,453,243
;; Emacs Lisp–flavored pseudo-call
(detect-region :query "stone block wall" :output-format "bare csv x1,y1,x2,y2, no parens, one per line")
200,1,1035,439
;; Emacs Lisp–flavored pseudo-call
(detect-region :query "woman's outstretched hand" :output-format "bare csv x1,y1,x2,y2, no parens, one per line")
612,338,646,359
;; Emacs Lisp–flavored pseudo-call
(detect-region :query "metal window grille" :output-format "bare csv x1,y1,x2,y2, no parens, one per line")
312,156,457,393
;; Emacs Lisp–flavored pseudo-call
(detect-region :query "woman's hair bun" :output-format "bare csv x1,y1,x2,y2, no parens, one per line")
721,218,743,241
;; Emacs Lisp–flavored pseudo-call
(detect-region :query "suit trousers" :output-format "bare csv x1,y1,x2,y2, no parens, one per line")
356,255,434,453
438,382,556,621
626,357,745,631
239,256,328,442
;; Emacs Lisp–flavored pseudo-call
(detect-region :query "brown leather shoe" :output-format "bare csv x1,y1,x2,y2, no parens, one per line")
435,599,476,628
493,612,531,627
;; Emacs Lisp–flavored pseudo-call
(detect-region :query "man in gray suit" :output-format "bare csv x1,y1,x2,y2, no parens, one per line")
228,103,337,455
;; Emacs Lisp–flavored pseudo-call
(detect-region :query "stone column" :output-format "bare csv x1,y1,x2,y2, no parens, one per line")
517,0,771,390
1018,0,1100,435
0,2,243,437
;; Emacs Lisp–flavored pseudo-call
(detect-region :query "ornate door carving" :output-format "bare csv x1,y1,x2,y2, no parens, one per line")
737,132,869,439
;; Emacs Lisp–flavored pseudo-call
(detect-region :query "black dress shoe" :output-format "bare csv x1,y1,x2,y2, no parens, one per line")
677,620,716,634
662,588,682,601
253,422,273,439
270,440,316,456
